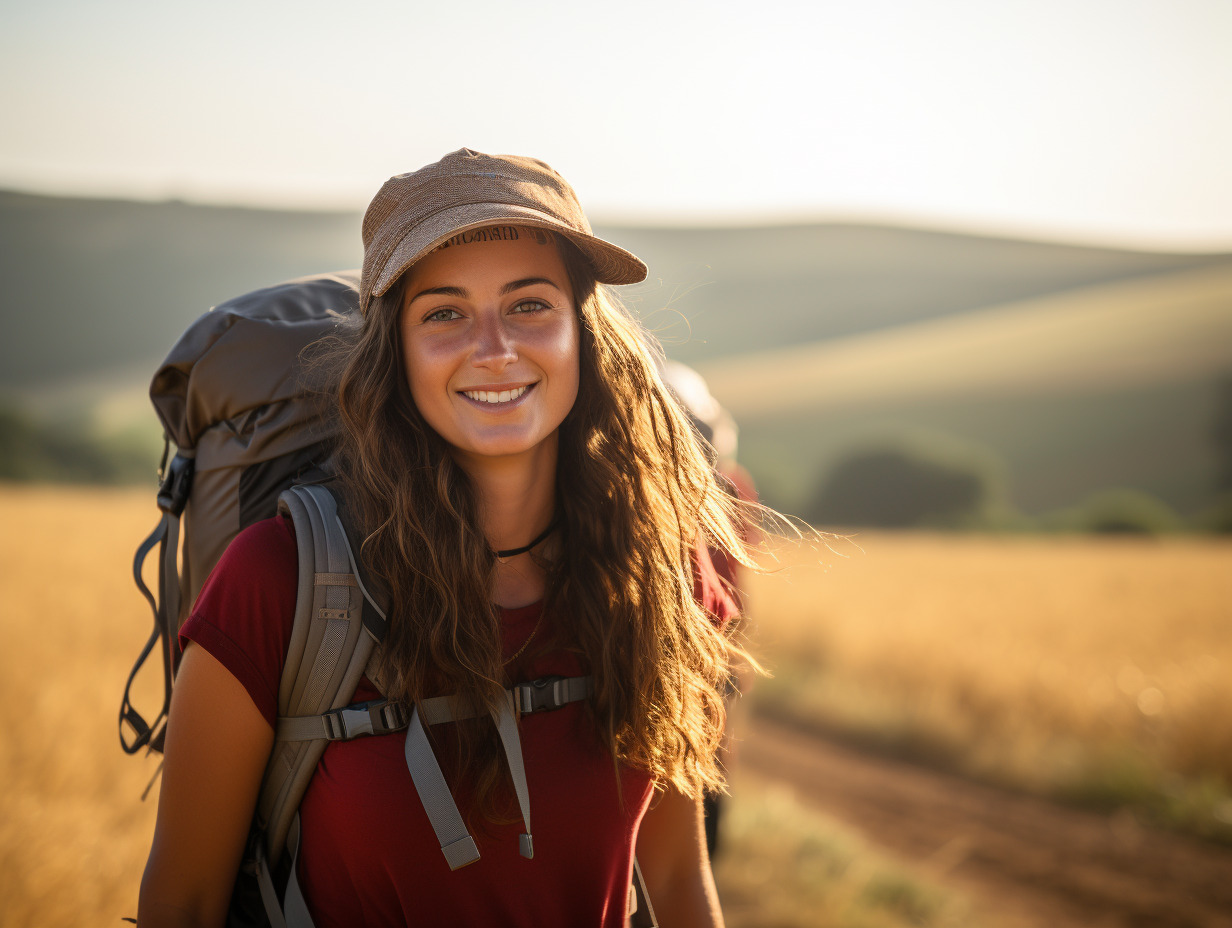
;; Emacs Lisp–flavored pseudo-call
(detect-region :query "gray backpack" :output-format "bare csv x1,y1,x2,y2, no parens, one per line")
119,272,656,927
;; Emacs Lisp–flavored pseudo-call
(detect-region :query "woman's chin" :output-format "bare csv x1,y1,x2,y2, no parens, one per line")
447,430,560,467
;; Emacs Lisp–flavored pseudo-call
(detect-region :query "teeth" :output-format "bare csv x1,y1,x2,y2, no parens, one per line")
464,385,529,404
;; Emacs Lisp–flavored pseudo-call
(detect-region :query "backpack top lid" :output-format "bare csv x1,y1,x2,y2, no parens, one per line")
150,270,362,451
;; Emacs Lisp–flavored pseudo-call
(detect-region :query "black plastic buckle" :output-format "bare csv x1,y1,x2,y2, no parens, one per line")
515,676,568,715
326,698,407,740
156,452,195,516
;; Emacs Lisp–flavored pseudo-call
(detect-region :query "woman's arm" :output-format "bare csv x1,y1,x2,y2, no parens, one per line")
138,642,274,928
635,785,725,928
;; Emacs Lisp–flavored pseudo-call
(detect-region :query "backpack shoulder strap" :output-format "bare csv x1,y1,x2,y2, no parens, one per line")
628,856,658,927
256,483,384,867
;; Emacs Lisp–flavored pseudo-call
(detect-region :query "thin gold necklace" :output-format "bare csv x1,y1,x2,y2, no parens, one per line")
502,607,544,666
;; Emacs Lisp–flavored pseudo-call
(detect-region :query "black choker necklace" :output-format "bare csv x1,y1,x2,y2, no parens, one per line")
494,520,559,559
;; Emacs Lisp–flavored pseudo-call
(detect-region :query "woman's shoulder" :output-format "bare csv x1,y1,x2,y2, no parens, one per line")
194,515,299,615
223,512,298,564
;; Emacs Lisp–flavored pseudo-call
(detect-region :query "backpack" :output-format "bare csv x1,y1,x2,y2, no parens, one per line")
119,272,657,928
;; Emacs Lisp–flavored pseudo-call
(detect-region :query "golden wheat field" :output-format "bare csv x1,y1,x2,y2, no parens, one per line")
748,530,1232,832
1,486,162,926
2,484,1227,926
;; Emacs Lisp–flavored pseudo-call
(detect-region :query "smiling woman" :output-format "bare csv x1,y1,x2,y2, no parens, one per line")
138,149,755,928
400,229,581,471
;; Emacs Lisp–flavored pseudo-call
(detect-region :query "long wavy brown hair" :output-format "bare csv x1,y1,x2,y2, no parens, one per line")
333,236,756,818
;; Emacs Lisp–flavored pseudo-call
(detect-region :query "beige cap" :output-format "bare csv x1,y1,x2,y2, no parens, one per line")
359,148,647,314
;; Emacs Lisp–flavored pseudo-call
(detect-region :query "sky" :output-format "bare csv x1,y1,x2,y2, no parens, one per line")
2,0,1231,248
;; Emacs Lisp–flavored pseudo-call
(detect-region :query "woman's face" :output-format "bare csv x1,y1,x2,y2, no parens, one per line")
399,227,580,469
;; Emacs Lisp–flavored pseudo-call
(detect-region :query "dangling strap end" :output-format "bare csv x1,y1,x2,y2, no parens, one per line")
519,832,534,859
139,759,165,802
442,835,481,870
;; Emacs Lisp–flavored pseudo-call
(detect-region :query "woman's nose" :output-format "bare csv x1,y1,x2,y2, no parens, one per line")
471,311,518,369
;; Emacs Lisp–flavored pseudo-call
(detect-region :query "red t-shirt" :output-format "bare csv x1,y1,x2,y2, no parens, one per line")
181,516,736,927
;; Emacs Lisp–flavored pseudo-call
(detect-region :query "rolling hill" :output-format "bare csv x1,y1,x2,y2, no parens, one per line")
697,263,1232,418
3,190,1229,520
5,190,1229,390
699,265,1232,516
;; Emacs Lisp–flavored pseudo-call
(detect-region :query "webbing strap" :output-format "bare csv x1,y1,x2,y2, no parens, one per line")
282,815,316,928
401,676,595,868
119,513,174,753
274,676,594,743
629,856,659,927
253,832,288,928
417,692,485,726
276,699,409,742
161,512,182,643
313,572,357,587
492,694,534,859
251,813,316,928
405,705,481,869
118,507,181,754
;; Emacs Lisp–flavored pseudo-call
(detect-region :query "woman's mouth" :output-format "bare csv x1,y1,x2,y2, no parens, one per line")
460,383,534,405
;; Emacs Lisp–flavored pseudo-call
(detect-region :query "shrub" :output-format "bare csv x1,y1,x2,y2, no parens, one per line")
1194,492,1232,534
0,402,155,484
808,437,1008,529
1042,488,1182,534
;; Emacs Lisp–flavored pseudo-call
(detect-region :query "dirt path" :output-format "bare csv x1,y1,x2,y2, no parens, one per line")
739,715,1232,928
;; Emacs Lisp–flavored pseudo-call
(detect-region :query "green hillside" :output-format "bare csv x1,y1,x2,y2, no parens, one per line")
3,190,1229,523
701,265,1232,518
0,191,361,390
609,222,1232,363
5,190,1229,390
698,264,1232,419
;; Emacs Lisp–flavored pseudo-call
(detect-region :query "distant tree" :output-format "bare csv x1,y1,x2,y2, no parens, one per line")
1080,489,1181,534
1214,373,1232,494
1041,488,1182,534
0,405,44,479
1195,492,1232,533
809,441,1002,528
0,402,152,484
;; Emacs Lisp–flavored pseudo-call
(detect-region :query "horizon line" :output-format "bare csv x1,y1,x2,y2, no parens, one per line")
3,178,1231,257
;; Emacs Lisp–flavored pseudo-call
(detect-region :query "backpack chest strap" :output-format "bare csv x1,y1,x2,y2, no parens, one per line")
274,674,593,743
274,674,593,873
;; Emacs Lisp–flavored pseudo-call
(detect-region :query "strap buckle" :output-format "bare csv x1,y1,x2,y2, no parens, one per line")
514,676,570,715
324,698,409,740
156,452,194,516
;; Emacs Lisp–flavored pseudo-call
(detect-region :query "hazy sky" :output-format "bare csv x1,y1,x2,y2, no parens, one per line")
2,0,1230,247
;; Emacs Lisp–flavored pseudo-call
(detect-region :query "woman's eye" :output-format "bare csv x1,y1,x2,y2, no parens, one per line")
511,299,549,315
423,307,462,323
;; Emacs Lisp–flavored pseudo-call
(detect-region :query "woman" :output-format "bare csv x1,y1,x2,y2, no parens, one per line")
139,149,753,927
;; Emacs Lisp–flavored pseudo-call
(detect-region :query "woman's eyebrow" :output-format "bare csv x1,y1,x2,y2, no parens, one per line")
407,277,563,305
500,276,563,295
407,285,466,304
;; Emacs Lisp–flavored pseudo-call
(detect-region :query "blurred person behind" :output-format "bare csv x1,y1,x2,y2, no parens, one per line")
661,361,760,858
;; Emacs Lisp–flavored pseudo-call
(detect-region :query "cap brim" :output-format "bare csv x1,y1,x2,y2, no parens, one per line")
369,202,647,305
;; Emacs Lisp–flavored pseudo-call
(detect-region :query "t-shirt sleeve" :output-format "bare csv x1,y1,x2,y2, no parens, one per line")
179,515,298,729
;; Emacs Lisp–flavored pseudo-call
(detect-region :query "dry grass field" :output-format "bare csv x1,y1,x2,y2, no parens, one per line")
748,530,1232,838
9,487,1230,925
3,483,1228,926
715,773,977,928
1,485,981,928
0,485,162,926
4,484,1229,925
